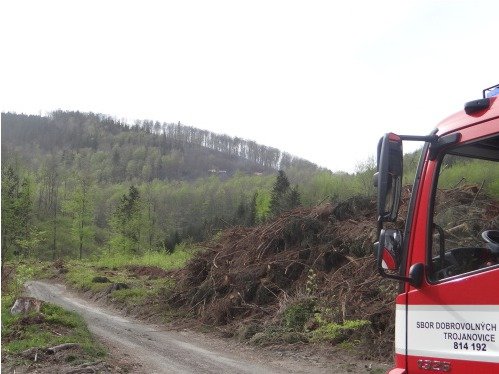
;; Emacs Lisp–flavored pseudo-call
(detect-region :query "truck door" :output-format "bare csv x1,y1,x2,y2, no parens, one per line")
406,125,499,373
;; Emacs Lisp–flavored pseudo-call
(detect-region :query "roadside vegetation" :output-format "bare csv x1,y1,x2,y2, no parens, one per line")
1,247,196,372
62,246,196,321
1,261,107,372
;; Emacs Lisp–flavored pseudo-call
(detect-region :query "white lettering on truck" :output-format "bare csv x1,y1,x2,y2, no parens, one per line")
397,305,499,363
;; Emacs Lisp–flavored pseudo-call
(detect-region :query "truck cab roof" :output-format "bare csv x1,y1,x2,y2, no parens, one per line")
436,95,498,137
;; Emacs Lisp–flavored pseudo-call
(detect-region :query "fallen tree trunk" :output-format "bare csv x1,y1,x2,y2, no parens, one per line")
46,343,79,354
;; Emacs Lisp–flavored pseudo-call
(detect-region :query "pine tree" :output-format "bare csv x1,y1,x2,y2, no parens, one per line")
269,170,290,216
287,185,301,210
110,185,142,253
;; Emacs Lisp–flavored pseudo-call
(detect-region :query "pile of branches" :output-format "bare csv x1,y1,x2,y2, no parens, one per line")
169,195,394,331
168,185,497,359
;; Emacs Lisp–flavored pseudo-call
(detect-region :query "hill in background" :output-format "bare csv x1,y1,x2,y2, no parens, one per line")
3,111,353,262
2,111,319,183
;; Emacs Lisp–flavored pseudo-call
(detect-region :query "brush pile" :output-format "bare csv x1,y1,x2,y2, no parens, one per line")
169,185,497,359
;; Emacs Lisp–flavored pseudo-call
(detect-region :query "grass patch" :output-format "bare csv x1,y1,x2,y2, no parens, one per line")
109,277,175,309
62,245,194,303
94,244,195,271
63,251,180,310
1,297,106,359
110,287,147,302
65,262,102,291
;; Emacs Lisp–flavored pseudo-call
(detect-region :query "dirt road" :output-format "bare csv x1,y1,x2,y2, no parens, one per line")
26,281,386,374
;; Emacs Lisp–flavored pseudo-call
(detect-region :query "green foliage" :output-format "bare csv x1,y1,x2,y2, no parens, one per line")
3,111,496,265
287,185,301,210
437,158,499,197
310,319,370,343
65,263,101,291
109,185,142,254
270,170,290,216
110,287,147,302
62,173,95,259
255,190,271,221
1,260,50,299
282,298,316,330
61,253,181,312
94,244,194,271
2,111,316,183
301,170,363,204
354,156,377,197
1,165,35,263
402,148,422,186
14,263,35,290
269,170,302,217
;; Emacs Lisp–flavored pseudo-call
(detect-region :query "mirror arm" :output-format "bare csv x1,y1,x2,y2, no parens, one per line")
376,264,414,284
375,234,423,287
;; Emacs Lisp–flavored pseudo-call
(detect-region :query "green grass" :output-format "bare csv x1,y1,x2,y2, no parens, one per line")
1,297,106,358
63,248,185,311
2,247,195,362
107,275,175,311
1,249,194,367
64,262,103,291
438,158,499,197
65,245,194,292
110,286,147,302
1,261,106,360
94,244,195,270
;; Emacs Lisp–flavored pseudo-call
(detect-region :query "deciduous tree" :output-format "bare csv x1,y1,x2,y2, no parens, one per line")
63,174,94,259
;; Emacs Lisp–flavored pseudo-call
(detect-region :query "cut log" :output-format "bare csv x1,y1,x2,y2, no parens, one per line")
46,343,79,354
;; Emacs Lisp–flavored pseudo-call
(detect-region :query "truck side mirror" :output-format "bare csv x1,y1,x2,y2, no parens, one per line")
375,133,403,223
375,229,402,272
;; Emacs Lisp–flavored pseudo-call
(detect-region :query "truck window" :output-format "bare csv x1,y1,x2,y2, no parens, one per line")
428,136,499,282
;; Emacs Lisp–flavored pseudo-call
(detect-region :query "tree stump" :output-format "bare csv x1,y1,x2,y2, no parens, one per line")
10,297,43,315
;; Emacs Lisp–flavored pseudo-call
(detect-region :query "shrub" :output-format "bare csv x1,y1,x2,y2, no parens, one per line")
282,298,316,331
310,319,370,343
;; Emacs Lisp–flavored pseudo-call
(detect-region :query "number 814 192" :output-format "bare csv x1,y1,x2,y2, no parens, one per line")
453,342,487,351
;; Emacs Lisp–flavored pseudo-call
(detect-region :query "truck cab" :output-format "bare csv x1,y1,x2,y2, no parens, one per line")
375,85,499,373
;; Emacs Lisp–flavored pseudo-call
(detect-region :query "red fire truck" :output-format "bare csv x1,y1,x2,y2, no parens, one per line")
374,84,499,373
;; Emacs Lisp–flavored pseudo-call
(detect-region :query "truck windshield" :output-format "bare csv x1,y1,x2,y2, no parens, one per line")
428,135,499,282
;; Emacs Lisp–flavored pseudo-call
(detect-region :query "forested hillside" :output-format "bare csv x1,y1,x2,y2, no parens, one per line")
3,111,375,264
2,111,319,182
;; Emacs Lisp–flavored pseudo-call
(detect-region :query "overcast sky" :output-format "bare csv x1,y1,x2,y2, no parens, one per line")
2,0,498,172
